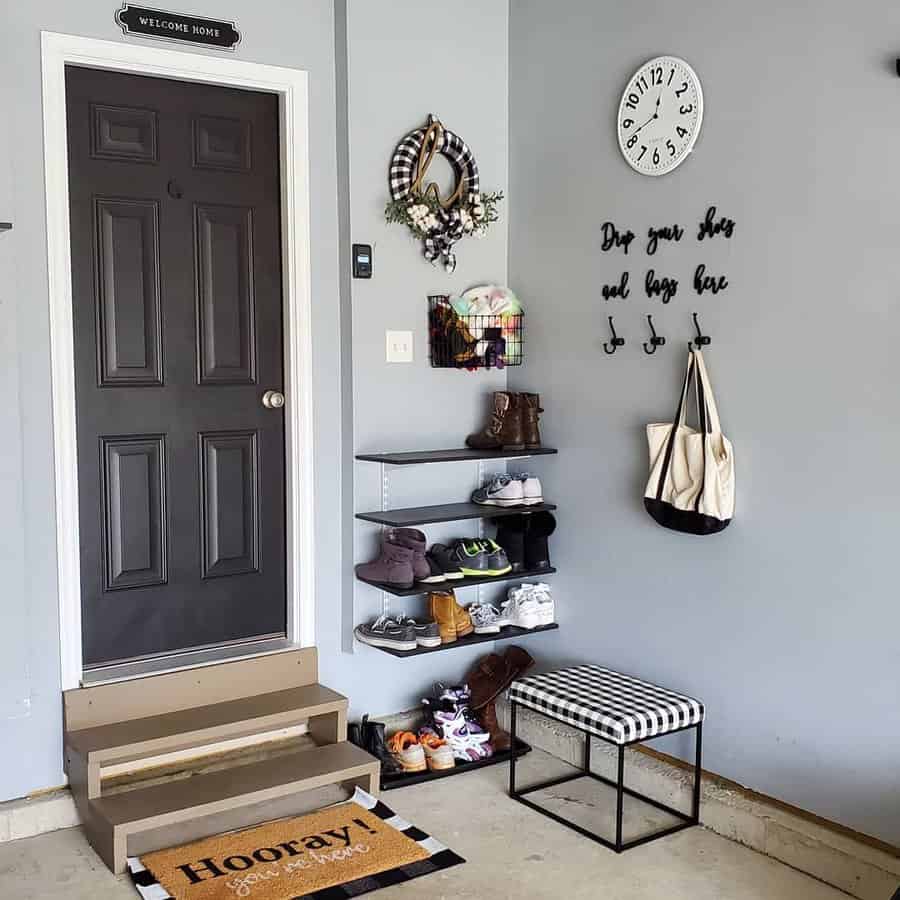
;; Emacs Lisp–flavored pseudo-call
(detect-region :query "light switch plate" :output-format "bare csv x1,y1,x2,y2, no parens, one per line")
385,330,413,363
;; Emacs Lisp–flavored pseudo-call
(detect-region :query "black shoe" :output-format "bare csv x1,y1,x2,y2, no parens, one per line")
524,511,556,570
495,516,526,572
428,544,464,580
418,553,447,584
361,714,400,774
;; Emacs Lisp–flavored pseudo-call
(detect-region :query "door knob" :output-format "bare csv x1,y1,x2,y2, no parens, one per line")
262,390,285,409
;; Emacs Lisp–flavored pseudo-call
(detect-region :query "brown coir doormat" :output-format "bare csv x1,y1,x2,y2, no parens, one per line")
127,788,464,900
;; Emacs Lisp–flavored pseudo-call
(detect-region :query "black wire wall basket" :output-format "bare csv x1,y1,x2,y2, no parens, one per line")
428,295,524,370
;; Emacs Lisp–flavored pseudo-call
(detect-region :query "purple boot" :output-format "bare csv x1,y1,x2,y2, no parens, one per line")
355,536,415,588
390,528,433,583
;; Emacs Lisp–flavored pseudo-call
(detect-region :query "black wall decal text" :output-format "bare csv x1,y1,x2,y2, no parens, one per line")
645,270,678,304
697,206,735,241
116,4,241,49
601,222,635,255
646,224,684,255
694,264,729,295
602,271,630,300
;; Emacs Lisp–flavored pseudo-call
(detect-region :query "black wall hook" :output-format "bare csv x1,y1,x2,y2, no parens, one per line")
643,315,666,354
690,312,711,349
604,316,625,354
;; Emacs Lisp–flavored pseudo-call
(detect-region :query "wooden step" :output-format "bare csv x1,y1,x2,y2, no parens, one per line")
83,742,380,874
66,683,347,798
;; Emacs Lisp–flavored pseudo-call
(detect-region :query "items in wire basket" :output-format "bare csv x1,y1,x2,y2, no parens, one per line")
429,287,523,369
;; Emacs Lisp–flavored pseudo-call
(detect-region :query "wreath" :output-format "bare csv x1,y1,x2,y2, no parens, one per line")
385,114,502,273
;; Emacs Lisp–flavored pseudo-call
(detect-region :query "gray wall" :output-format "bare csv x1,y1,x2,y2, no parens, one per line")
319,0,521,716
508,0,900,844
0,0,344,800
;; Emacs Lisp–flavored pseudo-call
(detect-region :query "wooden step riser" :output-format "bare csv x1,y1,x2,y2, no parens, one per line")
93,765,379,873
83,705,346,774
66,648,319,731
69,707,346,801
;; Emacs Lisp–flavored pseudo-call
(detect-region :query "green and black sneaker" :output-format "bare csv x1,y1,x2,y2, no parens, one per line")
451,539,489,576
479,538,512,576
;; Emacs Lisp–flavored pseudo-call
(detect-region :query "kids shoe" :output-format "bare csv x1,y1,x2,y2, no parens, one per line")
432,708,493,761
387,731,427,773
427,543,464,580
514,473,543,505
418,730,456,771
472,474,525,507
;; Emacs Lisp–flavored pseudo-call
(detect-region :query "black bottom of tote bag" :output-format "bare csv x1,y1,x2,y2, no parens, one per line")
644,498,731,535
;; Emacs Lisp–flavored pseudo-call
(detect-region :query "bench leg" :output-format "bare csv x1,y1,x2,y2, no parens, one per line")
692,722,703,824
508,700,518,797
614,744,625,851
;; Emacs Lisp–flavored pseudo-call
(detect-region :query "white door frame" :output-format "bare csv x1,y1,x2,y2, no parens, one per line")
41,31,316,690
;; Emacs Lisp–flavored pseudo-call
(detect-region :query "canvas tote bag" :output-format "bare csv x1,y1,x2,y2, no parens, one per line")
644,350,734,534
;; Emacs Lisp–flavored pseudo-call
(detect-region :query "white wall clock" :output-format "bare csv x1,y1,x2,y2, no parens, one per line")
617,56,703,176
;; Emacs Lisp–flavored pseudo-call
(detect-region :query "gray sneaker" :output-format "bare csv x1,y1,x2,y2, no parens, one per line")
452,540,489,576
395,617,441,648
472,474,525,507
478,538,512,576
354,615,416,651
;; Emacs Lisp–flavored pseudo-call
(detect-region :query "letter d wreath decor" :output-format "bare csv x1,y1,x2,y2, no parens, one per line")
385,115,502,273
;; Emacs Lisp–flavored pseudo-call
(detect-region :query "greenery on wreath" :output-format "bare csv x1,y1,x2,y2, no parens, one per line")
384,190,504,240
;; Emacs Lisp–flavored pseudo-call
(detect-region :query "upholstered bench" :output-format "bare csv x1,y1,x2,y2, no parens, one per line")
508,664,704,852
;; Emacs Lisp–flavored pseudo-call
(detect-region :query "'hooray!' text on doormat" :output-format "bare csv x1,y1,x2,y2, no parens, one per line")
127,788,464,900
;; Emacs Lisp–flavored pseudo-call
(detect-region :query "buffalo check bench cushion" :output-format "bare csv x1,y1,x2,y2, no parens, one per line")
508,664,704,745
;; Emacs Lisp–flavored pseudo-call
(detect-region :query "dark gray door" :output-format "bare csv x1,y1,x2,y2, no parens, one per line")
65,66,286,668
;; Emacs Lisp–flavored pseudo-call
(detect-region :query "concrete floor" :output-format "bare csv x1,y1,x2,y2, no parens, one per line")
0,749,849,900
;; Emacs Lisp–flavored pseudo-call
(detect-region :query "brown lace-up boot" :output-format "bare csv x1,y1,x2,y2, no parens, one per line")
521,392,543,449
466,392,524,451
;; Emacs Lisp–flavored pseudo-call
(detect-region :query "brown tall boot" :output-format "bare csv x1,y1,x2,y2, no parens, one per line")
521,393,543,449
466,392,524,451
477,700,511,752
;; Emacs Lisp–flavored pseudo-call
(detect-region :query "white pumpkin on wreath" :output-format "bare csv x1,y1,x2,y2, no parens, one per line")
385,114,502,273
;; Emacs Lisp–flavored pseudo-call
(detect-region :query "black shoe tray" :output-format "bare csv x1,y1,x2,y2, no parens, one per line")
379,737,532,791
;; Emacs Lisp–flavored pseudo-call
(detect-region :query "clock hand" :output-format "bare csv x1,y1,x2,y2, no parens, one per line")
632,113,657,135
632,91,664,136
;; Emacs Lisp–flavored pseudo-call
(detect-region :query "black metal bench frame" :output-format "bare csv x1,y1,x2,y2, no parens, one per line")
508,699,702,852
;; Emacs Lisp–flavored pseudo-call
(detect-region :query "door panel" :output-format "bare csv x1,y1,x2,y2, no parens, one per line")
101,435,167,590
194,203,256,384
95,198,163,386
66,66,286,668
199,430,260,579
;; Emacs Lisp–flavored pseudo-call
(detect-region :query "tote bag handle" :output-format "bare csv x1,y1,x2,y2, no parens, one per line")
693,350,722,434
655,351,696,501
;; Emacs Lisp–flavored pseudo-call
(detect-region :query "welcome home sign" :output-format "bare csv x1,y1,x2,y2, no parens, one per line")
116,4,241,50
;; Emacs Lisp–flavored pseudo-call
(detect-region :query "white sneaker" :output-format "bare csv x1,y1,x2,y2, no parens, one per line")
498,588,542,629
529,583,554,625
515,473,543,505
472,475,525,507
469,603,502,634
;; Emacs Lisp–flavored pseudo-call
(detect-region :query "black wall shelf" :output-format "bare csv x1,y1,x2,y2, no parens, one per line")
356,501,557,528
0,223,12,232
381,738,532,791
357,566,556,597
365,623,559,658
356,447,557,466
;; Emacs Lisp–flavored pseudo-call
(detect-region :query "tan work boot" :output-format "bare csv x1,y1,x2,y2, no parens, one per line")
428,590,458,644
452,592,474,638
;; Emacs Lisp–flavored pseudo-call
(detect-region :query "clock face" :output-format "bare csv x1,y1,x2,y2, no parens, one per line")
617,56,703,176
